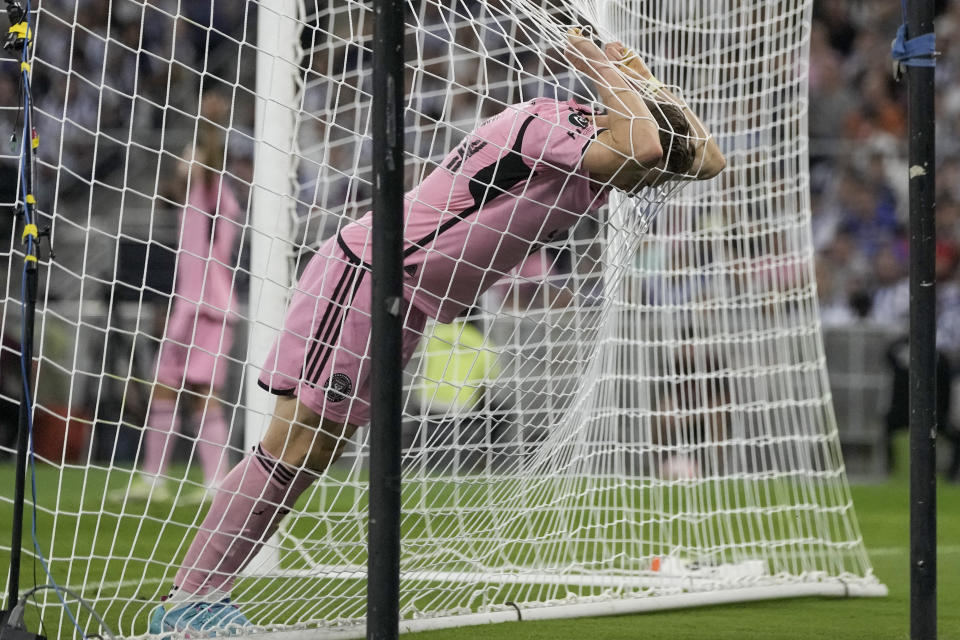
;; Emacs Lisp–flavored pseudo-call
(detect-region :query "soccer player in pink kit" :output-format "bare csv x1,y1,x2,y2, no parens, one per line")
124,91,243,503
151,33,725,633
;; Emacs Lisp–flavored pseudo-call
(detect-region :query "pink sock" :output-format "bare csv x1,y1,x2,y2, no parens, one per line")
173,444,315,596
143,397,180,477
196,404,231,486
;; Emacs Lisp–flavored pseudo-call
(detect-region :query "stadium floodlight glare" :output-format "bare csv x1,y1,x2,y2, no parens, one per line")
0,1,886,638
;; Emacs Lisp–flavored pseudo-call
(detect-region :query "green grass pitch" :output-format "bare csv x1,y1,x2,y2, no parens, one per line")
1,434,957,639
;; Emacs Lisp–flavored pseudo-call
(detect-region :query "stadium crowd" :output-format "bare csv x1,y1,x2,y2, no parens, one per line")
808,0,960,474
809,1,956,339
8,0,954,335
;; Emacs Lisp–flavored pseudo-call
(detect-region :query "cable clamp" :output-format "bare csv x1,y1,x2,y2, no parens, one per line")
891,23,937,80
20,61,29,72
39,225,55,260
21,223,37,243
3,20,30,52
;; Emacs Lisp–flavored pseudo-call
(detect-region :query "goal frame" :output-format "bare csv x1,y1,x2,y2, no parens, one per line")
241,2,888,638
0,1,893,638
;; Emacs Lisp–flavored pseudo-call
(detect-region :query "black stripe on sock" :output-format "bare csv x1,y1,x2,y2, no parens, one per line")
254,444,294,485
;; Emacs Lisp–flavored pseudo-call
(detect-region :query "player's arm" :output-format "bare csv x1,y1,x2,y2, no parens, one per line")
610,43,726,180
566,30,663,176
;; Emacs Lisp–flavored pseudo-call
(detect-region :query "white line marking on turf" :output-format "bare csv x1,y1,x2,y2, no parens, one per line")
67,577,166,593
870,545,960,556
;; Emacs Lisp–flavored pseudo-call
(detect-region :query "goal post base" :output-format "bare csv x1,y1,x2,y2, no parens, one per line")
210,581,887,640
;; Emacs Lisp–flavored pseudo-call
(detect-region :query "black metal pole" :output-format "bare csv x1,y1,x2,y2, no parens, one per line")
367,0,404,638
3,1,38,623
5,253,36,620
906,1,937,639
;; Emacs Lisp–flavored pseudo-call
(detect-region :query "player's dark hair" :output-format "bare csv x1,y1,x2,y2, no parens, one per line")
196,90,227,185
644,99,695,175
197,120,225,180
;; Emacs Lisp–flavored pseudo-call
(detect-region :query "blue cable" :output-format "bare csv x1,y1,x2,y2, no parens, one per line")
14,1,88,637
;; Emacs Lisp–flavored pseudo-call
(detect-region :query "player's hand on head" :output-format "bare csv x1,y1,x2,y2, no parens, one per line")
607,43,653,80
603,42,627,61
566,27,612,79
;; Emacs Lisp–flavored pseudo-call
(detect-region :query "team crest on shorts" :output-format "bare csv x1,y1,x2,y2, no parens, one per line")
325,372,353,403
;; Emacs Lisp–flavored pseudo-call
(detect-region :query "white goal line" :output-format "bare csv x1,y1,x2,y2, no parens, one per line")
64,545,958,594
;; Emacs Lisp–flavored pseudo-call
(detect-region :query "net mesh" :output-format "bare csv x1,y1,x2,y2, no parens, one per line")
0,0,882,637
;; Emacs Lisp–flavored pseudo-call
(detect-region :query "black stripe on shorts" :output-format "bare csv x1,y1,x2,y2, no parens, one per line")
303,262,365,385
301,260,357,382
307,268,366,386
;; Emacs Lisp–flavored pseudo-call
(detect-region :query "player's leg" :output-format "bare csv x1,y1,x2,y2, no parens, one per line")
153,239,421,632
173,396,355,596
185,313,235,489
125,302,196,500
261,397,359,473
143,384,181,470
114,384,181,502
156,242,356,611
183,388,231,498
152,396,357,633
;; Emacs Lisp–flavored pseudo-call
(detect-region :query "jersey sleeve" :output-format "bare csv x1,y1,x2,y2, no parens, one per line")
520,99,598,174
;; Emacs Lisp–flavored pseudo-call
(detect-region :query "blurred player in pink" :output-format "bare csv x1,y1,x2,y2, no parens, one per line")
123,91,243,503
151,32,725,633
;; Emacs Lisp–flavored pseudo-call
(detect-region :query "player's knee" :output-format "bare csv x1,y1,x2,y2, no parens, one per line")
303,438,344,474
302,423,355,473
263,424,315,469
268,429,342,473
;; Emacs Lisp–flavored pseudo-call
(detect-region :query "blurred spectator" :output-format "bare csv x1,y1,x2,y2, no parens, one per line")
884,336,960,481
813,0,858,55
0,334,21,460
654,339,731,479
808,32,858,148
834,168,901,259
869,245,910,325
805,1,960,481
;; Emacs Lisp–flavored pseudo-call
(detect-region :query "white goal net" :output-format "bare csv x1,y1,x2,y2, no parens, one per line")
0,0,885,638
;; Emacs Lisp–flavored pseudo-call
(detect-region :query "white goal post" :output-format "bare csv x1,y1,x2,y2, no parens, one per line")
0,0,886,638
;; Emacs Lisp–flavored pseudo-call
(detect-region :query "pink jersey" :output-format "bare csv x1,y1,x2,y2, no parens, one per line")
339,98,609,322
174,177,242,317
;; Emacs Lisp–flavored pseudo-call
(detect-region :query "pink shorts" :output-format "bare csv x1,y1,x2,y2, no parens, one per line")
258,236,427,426
155,301,234,390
